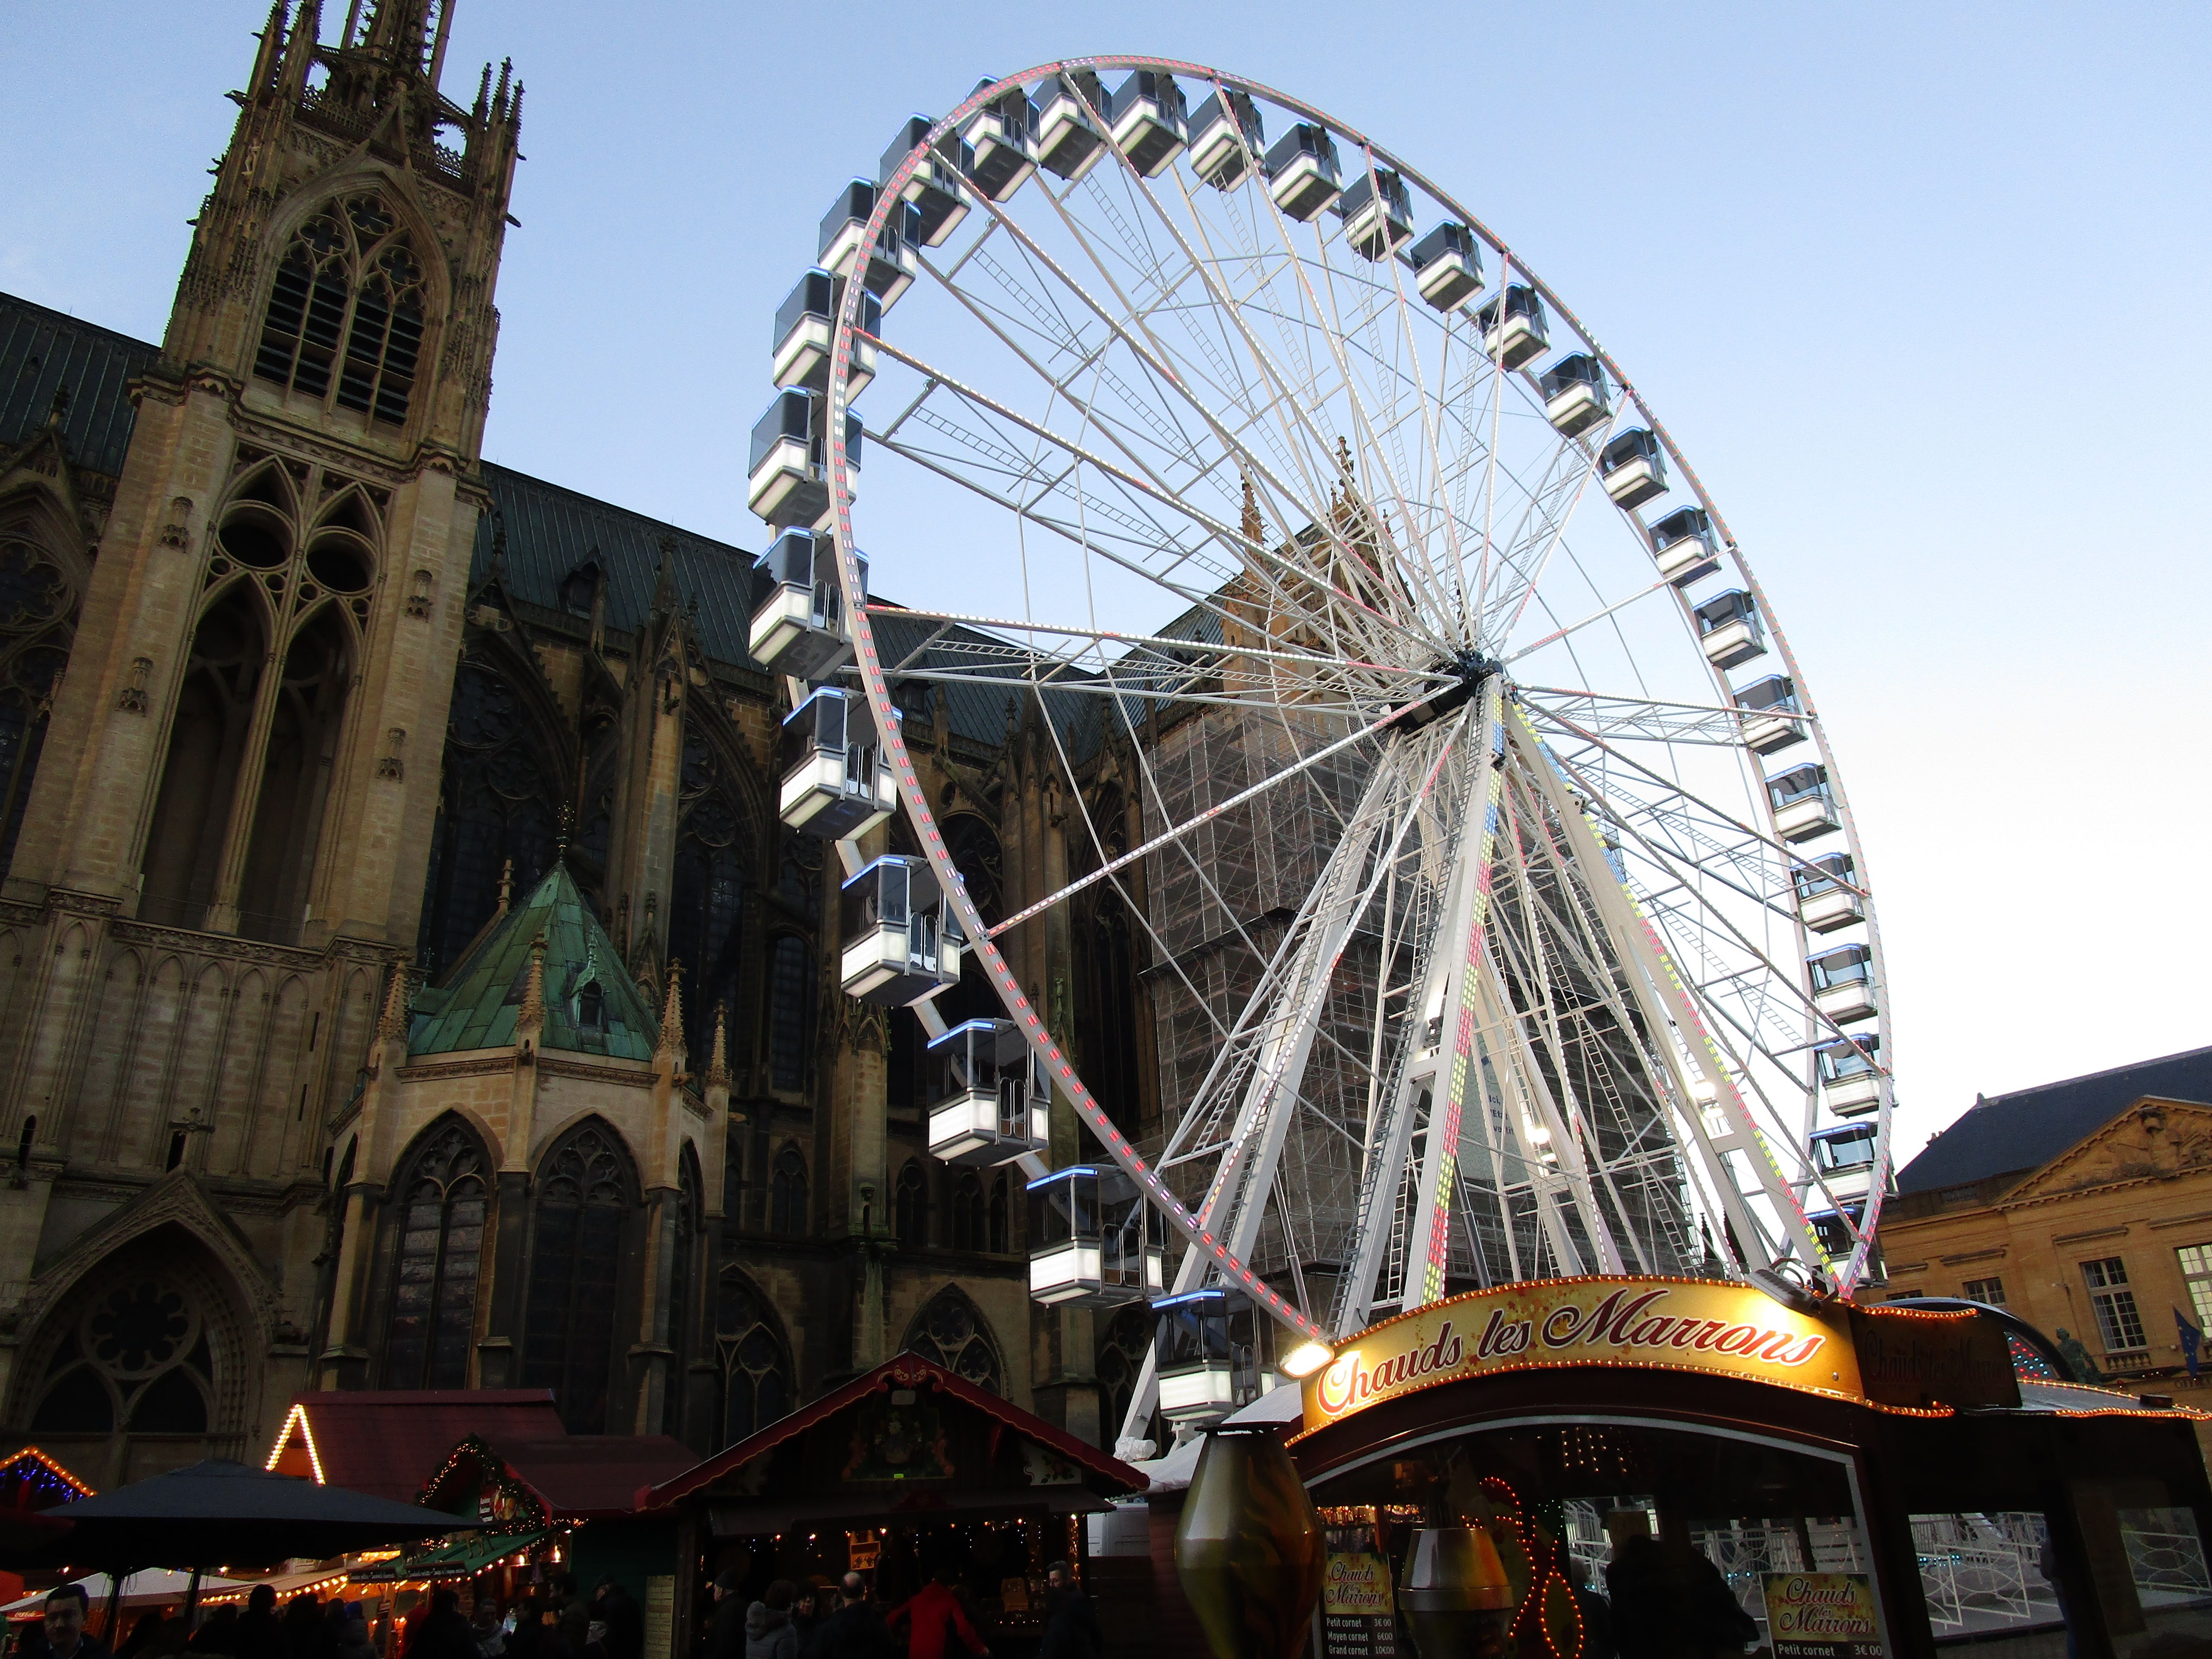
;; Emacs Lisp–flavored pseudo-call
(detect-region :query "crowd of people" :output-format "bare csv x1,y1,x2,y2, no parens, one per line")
16,1575,653,1659
702,1564,1097,1659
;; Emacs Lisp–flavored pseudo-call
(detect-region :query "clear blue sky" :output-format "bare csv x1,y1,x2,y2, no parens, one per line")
8,2,2209,1163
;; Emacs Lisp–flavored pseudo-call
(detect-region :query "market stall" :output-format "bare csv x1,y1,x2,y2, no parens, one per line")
646,1353,1145,1659
1236,1276,2212,1659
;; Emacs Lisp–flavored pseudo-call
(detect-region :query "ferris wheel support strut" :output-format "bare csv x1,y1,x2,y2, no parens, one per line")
1505,712,1824,1278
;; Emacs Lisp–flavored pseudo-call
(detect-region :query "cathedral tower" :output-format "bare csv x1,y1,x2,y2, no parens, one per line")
0,0,519,1483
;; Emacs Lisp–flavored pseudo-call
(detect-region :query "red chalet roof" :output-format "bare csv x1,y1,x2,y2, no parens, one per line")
644,1351,1143,1510
267,1392,566,1504
425,1435,699,1522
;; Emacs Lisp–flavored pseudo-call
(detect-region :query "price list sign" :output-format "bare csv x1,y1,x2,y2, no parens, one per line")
1319,1530,1398,1659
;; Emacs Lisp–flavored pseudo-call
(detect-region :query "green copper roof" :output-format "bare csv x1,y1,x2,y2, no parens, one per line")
409,863,658,1060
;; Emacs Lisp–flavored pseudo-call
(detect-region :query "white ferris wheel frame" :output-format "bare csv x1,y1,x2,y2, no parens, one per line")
808,55,1896,1349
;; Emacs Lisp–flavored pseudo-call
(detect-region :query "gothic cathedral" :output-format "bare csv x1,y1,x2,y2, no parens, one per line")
0,3,1164,1489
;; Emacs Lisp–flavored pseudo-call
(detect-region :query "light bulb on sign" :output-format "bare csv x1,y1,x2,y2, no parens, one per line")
1279,1340,1334,1379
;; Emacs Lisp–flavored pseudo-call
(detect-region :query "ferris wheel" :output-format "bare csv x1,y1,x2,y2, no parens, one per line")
743,57,1894,1446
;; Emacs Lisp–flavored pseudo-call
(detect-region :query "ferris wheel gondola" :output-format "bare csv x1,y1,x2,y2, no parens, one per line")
744,58,1896,1453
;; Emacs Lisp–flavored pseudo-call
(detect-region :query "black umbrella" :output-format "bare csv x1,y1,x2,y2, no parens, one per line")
23,1458,466,1571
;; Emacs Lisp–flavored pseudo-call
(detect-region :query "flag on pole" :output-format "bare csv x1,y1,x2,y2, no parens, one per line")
2176,1306,2203,1382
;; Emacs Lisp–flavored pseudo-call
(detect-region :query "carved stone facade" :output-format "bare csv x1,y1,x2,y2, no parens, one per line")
0,4,1164,1485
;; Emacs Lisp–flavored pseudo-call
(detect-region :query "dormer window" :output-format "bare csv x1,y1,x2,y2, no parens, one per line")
576,981,605,1036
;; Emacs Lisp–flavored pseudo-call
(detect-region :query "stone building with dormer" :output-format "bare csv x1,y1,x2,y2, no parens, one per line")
1871,1045,2212,1396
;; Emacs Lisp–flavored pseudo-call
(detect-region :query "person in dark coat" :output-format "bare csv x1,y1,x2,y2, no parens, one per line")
589,1583,641,1659
43,1586,113,1659
703,1574,750,1659
744,1584,797,1659
283,1597,325,1659
236,1585,289,1659
118,1613,169,1659
808,1576,891,1659
1604,1529,1757,1659
1035,1564,1095,1659
188,1609,242,1656
407,1590,482,1659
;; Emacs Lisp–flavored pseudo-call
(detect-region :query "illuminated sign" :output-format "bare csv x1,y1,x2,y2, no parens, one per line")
1303,1277,1863,1429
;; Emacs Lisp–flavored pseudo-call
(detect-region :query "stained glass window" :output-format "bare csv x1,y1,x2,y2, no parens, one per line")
384,1119,489,1389
521,1124,633,1432
904,1289,1001,1395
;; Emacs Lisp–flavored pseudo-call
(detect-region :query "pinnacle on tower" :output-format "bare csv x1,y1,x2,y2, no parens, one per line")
706,1004,731,1091
656,958,685,1063
519,933,547,1028
377,962,413,1040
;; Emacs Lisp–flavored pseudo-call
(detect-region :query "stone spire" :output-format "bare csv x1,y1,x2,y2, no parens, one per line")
377,962,412,1041
518,933,547,1029
705,1002,730,1090
655,958,685,1066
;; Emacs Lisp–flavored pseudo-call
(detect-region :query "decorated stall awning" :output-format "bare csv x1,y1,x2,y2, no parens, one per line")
266,1392,566,1501
645,1352,1144,1534
0,1447,93,1510
420,1433,698,1526
352,1530,550,1584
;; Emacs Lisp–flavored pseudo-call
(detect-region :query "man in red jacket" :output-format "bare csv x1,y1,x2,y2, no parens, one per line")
885,1570,987,1659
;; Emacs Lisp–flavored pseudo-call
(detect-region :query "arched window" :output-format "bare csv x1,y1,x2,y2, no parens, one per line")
520,1122,634,1433
1097,1305,1156,1450
140,457,378,942
0,534,76,876
416,653,565,979
988,1171,1010,1254
663,1150,701,1437
893,1162,928,1249
255,195,425,426
767,934,810,1094
904,1289,1002,1395
671,734,747,1078
383,1118,489,1389
1073,787,1145,1131
715,1270,792,1448
769,1145,807,1237
30,1278,213,1436
948,1172,987,1252
139,584,267,932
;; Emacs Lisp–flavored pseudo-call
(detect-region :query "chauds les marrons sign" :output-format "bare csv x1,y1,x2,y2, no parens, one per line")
1300,1276,1869,1429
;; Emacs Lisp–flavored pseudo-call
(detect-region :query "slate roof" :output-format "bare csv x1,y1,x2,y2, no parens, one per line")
473,463,771,678
1896,1044,2212,1195
0,288,1204,774
268,1390,566,1504
0,291,161,477
409,863,658,1060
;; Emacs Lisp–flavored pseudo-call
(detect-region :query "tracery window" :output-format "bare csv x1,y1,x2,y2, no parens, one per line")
30,1276,216,1437
988,1172,1009,1254
1073,787,1145,1131
140,456,377,942
948,1172,987,1252
254,195,426,425
893,1162,928,1249
1097,1305,1156,1449
904,1289,1001,1395
383,1119,489,1390
671,733,747,1078
416,654,564,978
663,1151,701,1435
767,934,810,1094
715,1270,792,1448
520,1122,633,1433
0,537,73,875
769,1145,807,1237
